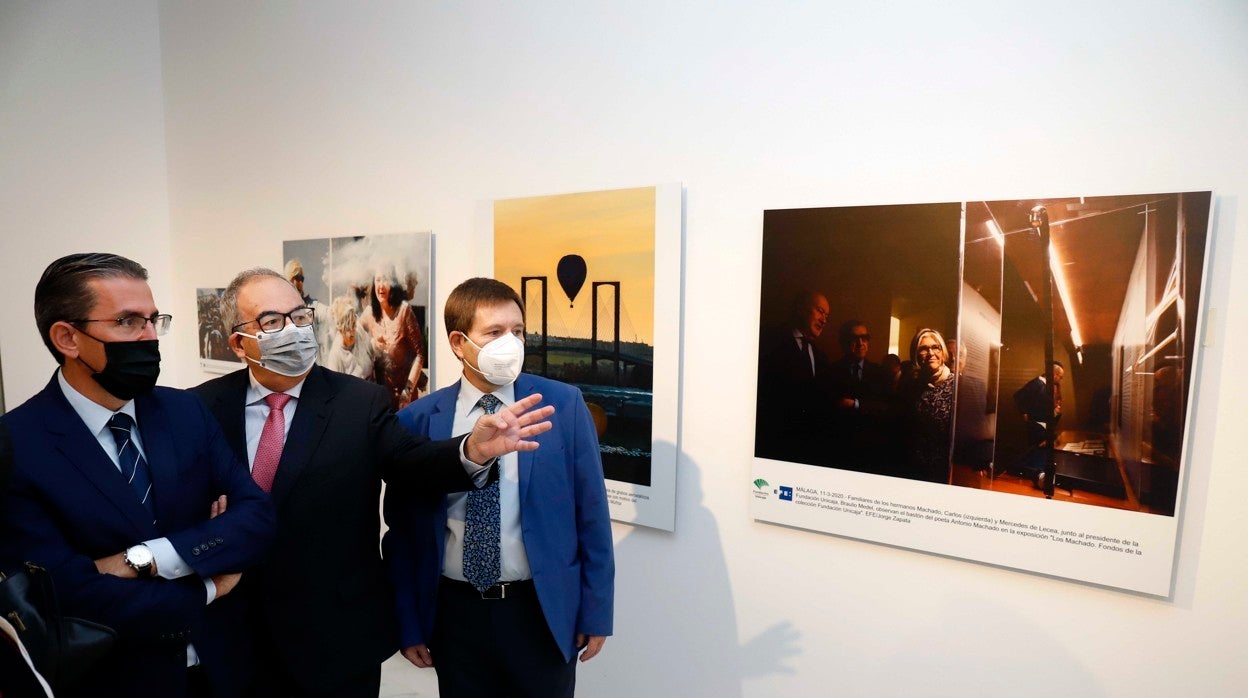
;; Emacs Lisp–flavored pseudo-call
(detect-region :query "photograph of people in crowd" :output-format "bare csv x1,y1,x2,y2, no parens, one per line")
756,192,1211,517
283,232,432,409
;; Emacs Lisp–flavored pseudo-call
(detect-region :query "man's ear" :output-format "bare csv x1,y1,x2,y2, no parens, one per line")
48,321,82,361
227,332,249,362
447,331,466,361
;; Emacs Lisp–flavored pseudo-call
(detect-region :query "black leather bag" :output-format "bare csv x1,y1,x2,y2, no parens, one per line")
0,562,117,690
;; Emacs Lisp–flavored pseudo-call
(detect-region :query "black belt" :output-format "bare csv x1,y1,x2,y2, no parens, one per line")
442,576,534,600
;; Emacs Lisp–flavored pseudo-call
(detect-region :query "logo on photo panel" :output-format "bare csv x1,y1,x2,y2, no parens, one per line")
752,478,771,499
779,486,794,501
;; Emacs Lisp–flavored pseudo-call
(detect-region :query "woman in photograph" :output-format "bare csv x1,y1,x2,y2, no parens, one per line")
359,266,426,409
902,328,957,483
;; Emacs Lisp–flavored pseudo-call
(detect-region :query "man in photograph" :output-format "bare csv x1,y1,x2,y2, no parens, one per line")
1015,361,1064,446
1013,361,1064,485
191,268,554,698
827,320,890,472
755,289,833,465
385,277,614,697
0,253,277,697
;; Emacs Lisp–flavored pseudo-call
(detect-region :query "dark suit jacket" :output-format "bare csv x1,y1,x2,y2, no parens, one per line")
1013,376,1057,423
1013,375,1061,448
0,374,276,697
191,365,477,692
755,327,832,465
384,374,615,662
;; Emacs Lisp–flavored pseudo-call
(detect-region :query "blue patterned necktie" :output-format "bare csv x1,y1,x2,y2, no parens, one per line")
108,412,156,523
463,393,503,592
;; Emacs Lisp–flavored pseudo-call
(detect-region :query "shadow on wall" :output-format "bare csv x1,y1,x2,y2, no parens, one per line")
582,450,801,696
860,586,1102,697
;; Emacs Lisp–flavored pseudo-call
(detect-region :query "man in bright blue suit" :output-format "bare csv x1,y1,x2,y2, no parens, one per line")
0,253,276,697
385,277,614,697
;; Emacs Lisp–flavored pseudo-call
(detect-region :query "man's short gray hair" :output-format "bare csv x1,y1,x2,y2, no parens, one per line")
220,268,287,332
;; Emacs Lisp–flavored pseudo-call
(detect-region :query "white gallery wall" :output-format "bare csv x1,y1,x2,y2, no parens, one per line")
3,1,1248,695
0,0,178,401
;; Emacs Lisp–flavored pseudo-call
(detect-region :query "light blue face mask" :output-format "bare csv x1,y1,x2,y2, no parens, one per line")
236,323,318,377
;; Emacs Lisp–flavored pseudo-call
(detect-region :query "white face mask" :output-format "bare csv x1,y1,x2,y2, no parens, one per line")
461,332,524,386
236,323,319,377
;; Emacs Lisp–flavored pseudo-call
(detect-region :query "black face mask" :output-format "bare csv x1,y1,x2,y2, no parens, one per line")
80,338,162,400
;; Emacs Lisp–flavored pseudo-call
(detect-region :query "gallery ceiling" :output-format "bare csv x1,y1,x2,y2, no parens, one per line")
979,194,1177,349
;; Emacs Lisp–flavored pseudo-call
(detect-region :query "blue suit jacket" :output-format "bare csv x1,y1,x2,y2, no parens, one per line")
384,373,615,661
0,374,276,697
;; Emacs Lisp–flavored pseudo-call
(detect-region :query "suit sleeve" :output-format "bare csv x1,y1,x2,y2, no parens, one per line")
384,405,445,649
0,464,207,640
382,482,442,648
163,399,276,578
0,422,11,495
569,389,615,637
372,383,477,493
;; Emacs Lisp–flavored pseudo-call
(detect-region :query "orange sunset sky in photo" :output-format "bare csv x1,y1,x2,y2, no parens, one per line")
494,186,656,346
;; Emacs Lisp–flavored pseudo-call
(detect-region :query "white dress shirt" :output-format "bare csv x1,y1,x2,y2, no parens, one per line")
242,371,305,470
442,381,531,583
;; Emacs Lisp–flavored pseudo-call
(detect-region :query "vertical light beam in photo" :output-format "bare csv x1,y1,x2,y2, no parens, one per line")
1048,246,1083,352
985,218,1005,248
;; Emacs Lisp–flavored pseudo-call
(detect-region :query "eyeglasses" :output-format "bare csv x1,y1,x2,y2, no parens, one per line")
291,274,305,282
851,334,871,342
917,344,943,355
233,307,315,334
73,313,173,338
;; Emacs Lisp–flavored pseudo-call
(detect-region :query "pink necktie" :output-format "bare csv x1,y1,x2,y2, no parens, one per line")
252,392,292,493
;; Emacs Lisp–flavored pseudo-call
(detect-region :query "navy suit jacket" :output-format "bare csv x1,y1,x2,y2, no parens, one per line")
384,373,615,662
0,374,276,697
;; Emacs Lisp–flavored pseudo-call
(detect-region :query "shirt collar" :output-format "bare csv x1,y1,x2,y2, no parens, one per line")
245,369,307,406
456,378,515,420
57,368,136,436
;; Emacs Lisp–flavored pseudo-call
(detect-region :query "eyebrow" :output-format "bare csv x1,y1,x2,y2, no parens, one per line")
256,305,308,316
112,308,160,318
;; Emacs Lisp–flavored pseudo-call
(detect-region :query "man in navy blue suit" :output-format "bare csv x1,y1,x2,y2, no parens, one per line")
385,277,615,697
0,253,277,697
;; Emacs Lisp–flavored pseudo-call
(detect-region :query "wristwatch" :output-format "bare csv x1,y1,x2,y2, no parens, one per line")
124,544,155,578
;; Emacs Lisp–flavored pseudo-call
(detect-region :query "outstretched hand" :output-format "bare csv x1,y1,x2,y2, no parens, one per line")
464,393,555,464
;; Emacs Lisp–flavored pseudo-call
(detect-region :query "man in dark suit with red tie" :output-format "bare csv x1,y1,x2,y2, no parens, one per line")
191,268,554,697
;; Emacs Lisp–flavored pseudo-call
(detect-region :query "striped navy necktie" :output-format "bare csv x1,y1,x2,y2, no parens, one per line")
108,412,156,523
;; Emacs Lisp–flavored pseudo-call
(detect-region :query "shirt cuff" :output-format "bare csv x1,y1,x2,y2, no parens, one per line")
458,435,495,487
144,537,192,580
204,577,217,605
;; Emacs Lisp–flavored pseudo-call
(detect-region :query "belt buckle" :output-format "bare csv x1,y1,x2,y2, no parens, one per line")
480,583,507,600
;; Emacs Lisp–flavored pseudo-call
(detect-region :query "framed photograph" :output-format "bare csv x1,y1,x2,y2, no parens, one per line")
752,191,1212,595
197,287,244,374
493,184,682,531
283,233,433,411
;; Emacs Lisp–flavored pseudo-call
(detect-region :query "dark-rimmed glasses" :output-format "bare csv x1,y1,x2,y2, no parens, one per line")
232,307,315,334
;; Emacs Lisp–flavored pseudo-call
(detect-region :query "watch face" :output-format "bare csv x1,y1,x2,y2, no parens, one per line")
127,545,153,567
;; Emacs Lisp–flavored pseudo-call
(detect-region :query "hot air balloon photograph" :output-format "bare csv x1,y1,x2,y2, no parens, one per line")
494,184,681,530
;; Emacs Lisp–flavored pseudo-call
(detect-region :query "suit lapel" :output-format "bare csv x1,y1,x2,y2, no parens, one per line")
429,382,458,440
209,370,251,460
39,378,156,537
270,367,332,511
135,395,180,530
513,375,538,503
